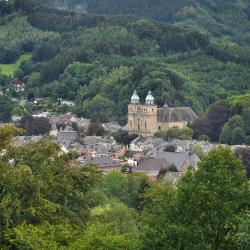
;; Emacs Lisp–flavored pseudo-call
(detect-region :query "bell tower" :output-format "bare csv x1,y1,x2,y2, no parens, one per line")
128,90,158,137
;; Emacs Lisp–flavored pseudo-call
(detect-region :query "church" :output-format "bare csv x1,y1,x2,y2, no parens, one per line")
128,90,197,137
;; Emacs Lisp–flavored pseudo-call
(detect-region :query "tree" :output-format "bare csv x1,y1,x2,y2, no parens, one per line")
86,123,106,136
69,200,141,250
191,104,230,142
0,129,102,237
164,145,177,152
235,147,250,178
192,144,206,159
219,123,232,144
198,135,209,141
233,212,250,250
242,107,250,135
3,222,74,250
140,183,187,250
155,127,193,141
177,147,250,249
228,115,244,130
206,104,231,141
231,127,246,145
0,96,13,122
19,115,51,135
112,130,138,145
102,172,150,209
0,125,23,151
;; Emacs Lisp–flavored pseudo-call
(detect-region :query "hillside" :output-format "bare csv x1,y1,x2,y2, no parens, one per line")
41,0,250,41
0,0,249,125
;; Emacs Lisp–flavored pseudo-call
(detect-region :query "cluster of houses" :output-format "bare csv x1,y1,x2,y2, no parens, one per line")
9,111,218,182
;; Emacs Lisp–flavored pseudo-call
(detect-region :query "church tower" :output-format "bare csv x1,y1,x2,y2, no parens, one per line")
128,90,158,136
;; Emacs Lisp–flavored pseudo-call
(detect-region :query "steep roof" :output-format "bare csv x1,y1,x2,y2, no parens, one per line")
156,152,199,171
80,157,121,168
157,107,197,123
135,158,169,176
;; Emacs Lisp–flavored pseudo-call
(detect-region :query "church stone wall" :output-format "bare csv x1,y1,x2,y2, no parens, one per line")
128,103,158,136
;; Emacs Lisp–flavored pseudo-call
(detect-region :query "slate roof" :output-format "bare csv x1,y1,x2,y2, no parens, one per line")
157,107,197,123
79,157,121,168
156,152,199,171
135,158,169,176
164,172,183,183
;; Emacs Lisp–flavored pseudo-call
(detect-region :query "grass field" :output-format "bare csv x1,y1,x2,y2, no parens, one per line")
0,54,32,76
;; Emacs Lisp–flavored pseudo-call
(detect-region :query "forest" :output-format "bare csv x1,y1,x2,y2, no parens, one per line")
0,0,250,124
0,0,250,135
0,125,250,249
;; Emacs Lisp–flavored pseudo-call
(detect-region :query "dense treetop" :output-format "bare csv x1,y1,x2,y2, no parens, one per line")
0,125,250,249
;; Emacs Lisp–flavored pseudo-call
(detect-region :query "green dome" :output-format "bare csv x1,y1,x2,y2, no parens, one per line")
131,90,140,104
145,91,154,105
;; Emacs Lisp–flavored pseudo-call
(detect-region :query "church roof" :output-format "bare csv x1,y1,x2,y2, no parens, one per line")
157,107,197,123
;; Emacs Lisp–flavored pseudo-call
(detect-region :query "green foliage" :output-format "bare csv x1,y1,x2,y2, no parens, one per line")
102,171,150,208
0,137,102,234
141,147,250,249
192,144,206,159
191,103,231,141
177,147,250,249
69,200,141,250
219,123,232,144
19,115,51,135
0,122,250,249
217,102,250,145
0,54,31,76
86,123,106,136
3,222,74,250
0,96,14,122
0,16,58,64
0,125,23,151
156,127,193,141
112,130,138,145
233,212,250,250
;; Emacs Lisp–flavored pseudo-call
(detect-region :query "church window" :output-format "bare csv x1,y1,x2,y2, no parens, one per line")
159,126,161,131
130,120,132,127
145,121,147,129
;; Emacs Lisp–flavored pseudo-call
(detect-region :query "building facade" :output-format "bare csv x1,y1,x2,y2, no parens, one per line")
128,91,197,137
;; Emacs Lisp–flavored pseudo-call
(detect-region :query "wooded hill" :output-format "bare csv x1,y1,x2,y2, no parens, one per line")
0,0,249,126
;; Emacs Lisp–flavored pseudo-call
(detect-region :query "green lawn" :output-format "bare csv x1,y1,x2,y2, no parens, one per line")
0,53,32,76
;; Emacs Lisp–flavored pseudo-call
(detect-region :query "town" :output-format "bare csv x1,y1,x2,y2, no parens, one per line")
1,90,249,183
1,0,250,249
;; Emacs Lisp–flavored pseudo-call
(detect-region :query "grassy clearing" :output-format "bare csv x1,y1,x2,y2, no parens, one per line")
0,54,32,76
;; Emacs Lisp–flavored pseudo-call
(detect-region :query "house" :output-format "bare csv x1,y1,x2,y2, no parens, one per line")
57,124,78,142
134,158,169,179
60,100,75,107
12,79,25,92
77,157,122,173
156,151,199,172
13,136,43,146
164,172,183,184
34,98,47,105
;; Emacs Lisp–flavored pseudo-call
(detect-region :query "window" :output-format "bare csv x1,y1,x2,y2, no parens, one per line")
159,126,161,131
145,121,147,129
130,120,132,127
